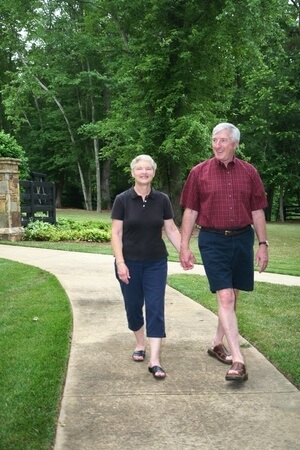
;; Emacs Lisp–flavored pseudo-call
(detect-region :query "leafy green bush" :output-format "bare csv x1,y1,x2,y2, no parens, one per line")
0,130,29,179
23,219,111,242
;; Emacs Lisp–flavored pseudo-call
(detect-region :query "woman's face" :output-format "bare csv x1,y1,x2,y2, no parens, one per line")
131,160,155,186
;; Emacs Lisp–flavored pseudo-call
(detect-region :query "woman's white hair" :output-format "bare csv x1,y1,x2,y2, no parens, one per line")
212,123,240,143
130,154,157,171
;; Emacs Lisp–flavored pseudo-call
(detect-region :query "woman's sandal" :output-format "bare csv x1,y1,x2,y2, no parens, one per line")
207,343,233,365
132,350,146,362
148,366,166,380
225,362,248,382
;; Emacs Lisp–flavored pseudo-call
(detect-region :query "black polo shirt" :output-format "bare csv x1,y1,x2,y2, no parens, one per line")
111,187,174,260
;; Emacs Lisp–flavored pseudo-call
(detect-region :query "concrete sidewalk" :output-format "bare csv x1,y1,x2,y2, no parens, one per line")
1,245,299,450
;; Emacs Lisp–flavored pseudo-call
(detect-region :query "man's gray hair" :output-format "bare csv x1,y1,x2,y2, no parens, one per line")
130,155,157,171
212,123,240,143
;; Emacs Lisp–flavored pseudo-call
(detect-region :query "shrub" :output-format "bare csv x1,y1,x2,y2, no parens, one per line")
23,219,111,242
0,131,29,179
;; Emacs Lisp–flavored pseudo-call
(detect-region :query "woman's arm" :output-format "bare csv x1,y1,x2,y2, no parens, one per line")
111,219,124,262
163,218,181,252
164,217,196,270
111,219,130,283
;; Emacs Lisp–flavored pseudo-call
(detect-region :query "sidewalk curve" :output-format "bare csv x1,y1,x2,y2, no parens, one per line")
1,245,299,450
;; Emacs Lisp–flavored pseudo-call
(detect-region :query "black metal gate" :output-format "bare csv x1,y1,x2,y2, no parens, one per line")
20,174,56,227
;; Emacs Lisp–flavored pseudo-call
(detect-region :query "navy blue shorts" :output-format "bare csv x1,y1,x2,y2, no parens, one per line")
198,227,255,293
115,258,167,338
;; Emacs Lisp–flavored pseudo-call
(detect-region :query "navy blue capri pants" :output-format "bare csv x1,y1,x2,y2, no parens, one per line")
115,258,167,338
198,227,255,293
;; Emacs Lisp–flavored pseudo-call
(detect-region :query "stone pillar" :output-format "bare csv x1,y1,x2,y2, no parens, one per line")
0,158,24,242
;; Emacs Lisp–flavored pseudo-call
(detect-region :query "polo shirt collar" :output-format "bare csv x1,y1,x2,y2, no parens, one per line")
130,187,155,199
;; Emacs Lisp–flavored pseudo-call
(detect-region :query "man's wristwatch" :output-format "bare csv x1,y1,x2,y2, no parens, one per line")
259,240,269,247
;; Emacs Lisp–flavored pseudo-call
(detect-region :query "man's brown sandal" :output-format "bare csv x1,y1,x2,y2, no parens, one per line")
207,343,233,365
225,362,248,382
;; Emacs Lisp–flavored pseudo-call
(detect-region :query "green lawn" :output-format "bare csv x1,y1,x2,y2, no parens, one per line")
0,259,72,450
167,274,300,389
57,207,112,224
0,209,299,448
7,209,300,277
165,221,300,276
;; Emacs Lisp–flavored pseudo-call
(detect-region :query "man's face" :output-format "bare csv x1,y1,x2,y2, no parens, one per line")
212,129,238,166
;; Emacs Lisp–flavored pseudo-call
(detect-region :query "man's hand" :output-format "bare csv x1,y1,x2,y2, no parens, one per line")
255,246,269,273
180,248,196,270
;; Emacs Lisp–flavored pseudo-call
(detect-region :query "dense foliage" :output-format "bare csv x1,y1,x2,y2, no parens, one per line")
23,218,111,242
0,131,29,178
0,0,299,220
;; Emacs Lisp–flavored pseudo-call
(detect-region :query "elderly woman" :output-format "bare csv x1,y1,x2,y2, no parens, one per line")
111,155,181,379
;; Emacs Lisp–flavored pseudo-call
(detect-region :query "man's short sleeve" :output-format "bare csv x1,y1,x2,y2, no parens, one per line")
180,167,200,212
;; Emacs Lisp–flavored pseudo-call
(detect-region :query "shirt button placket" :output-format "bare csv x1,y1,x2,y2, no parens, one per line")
227,170,234,223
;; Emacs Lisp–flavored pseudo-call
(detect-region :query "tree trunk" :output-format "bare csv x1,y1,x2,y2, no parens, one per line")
102,158,111,210
55,183,62,208
101,85,112,210
279,184,284,222
94,138,101,212
77,162,90,210
162,161,183,227
265,185,275,221
87,166,93,210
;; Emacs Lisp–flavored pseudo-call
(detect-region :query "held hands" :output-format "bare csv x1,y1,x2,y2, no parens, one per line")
179,248,196,270
255,246,269,273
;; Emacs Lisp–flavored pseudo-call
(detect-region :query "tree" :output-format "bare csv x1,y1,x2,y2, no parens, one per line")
92,0,291,222
237,0,300,220
0,0,298,221
1,0,107,209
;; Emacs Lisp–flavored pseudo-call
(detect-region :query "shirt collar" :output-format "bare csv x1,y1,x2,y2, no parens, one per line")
214,157,235,169
130,187,155,199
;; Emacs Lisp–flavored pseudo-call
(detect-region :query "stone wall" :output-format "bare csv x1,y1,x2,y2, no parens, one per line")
0,158,24,242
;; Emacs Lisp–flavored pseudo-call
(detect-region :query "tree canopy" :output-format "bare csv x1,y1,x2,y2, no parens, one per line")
0,0,299,221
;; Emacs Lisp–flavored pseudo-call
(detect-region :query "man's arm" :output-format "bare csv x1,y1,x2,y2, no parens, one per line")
252,209,269,273
179,208,198,270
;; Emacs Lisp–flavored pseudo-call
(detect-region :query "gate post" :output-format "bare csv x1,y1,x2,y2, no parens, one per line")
0,157,24,242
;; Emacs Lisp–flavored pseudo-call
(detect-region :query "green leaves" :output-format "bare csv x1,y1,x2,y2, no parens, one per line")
23,218,111,242
0,131,29,178
0,0,299,218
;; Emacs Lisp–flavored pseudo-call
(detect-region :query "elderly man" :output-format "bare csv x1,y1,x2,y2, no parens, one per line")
179,123,269,381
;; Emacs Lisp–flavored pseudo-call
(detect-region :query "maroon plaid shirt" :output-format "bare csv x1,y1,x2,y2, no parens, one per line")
180,157,268,229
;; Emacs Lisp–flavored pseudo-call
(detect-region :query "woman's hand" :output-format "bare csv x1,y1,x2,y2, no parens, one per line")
117,262,130,284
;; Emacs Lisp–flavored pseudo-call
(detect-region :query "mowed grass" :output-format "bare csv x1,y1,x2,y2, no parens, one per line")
0,209,299,448
7,209,300,277
0,259,72,450
165,222,300,276
57,208,111,224
167,274,300,389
